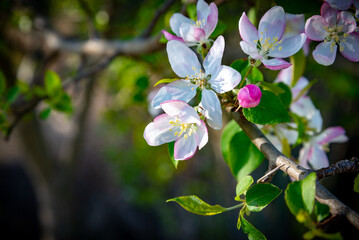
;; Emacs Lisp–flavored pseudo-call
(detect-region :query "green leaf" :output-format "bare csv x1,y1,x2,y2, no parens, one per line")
231,59,251,77
168,142,178,169
228,131,264,181
33,86,47,97
354,174,359,193
45,70,62,96
290,50,306,86
17,80,30,94
247,7,257,27
0,71,6,95
210,20,227,39
246,183,281,212
39,107,52,120
314,202,330,222
154,78,179,87
291,113,305,145
285,173,317,217
259,81,285,95
243,90,290,125
221,120,241,162
167,195,227,216
276,82,292,108
50,93,73,114
285,180,305,216
247,67,263,84
236,175,254,197
240,215,267,240
186,3,196,21
6,86,20,104
301,172,316,214
275,0,321,14
230,59,262,84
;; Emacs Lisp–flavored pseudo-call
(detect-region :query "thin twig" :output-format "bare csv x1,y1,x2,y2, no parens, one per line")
316,157,359,180
141,0,178,38
257,164,285,183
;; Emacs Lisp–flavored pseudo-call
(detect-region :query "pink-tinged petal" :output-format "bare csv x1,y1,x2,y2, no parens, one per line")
312,41,338,66
239,41,261,59
340,33,359,62
199,89,222,129
174,133,197,160
302,39,311,56
298,144,311,169
144,114,180,146
337,11,357,33
321,2,339,27
196,120,208,150
204,3,218,38
258,6,286,42
280,124,299,145
305,16,328,41
261,58,291,70
197,0,210,22
167,40,201,78
238,12,259,47
203,36,224,75
292,77,309,100
325,0,352,10
209,65,241,93
151,80,197,109
269,33,307,58
275,66,292,85
161,30,185,43
354,0,359,9
237,84,262,108
160,100,201,124
309,145,329,169
170,13,194,36
284,13,305,37
290,96,317,119
180,23,206,42
315,126,348,145
308,109,323,133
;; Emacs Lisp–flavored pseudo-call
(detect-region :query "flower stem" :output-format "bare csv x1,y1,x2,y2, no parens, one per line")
238,65,254,89
225,203,244,212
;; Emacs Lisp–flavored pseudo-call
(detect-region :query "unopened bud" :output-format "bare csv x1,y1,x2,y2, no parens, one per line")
237,84,262,108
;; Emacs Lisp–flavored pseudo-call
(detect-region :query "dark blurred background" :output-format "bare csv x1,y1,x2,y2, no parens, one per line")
0,0,358,239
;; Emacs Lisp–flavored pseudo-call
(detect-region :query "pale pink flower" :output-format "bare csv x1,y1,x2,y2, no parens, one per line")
162,0,218,46
238,6,307,70
299,127,348,169
305,3,359,65
144,100,208,160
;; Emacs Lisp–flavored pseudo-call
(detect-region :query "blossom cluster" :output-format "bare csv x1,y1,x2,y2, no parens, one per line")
144,0,352,169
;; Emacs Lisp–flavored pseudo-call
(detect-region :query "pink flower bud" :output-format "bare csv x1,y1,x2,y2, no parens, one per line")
237,84,262,108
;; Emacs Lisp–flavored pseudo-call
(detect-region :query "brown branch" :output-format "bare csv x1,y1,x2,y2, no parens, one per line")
316,157,359,180
140,0,178,38
227,108,359,231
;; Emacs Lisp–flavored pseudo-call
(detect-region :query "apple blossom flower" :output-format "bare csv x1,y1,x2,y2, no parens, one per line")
275,65,309,100
305,3,359,65
151,36,241,129
238,6,307,70
299,126,348,169
264,123,298,153
162,0,218,47
284,13,311,55
237,84,262,108
144,100,208,160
